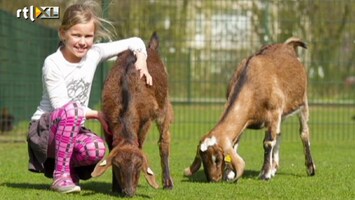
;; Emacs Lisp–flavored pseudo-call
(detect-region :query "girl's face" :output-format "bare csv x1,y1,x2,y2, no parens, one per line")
60,19,95,63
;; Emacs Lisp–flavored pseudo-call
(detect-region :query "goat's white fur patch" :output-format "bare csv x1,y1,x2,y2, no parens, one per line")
284,106,302,119
147,167,154,175
227,171,236,180
233,143,239,152
99,160,107,166
184,167,192,176
212,155,216,163
271,168,277,177
200,136,217,152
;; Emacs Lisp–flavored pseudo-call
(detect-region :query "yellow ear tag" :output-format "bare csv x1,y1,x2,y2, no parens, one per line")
224,155,232,163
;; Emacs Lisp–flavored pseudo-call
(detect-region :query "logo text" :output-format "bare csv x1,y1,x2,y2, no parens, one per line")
16,6,59,22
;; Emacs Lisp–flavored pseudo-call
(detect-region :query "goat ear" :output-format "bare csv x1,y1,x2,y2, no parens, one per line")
91,147,119,177
142,154,160,189
91,157,112,177
148,31,159,50
184,145,202,176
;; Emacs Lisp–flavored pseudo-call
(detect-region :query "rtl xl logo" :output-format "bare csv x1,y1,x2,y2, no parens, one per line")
16,6,59,22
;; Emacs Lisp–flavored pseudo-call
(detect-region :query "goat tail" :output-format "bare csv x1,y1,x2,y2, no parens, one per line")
284,37,307,50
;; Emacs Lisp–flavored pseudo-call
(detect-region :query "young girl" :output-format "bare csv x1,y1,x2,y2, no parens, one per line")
27,0,152,194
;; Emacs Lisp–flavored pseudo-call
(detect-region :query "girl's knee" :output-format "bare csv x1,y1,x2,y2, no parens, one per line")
87,138,106,160
75,136,106,165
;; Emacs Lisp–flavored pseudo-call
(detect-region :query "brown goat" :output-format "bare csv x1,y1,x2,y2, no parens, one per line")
184,37,316,182
91,32,174,197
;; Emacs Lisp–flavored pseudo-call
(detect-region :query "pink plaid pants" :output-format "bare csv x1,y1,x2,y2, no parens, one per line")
48,102,106,180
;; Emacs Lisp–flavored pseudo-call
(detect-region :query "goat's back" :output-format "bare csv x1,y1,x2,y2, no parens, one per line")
102,48,169,136
227,38,307,119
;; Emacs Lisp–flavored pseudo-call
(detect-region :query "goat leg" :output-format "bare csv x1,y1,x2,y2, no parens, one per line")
271,133,282,177
225,146,245,181
184,145,202,176
260,129,277,180
112,170,122,193
299,103,316,176
157,118,174,189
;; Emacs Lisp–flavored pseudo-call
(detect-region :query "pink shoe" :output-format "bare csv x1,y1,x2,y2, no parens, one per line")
51,174,81,193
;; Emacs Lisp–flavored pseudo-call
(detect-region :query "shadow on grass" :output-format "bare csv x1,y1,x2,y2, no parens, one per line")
275,171,305,178
2,181,152,198
182,169,261,183
1,182,49,190
82,181,152,198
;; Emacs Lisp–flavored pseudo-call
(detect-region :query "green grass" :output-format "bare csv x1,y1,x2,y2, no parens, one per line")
0,104,354,199
1,138,355,199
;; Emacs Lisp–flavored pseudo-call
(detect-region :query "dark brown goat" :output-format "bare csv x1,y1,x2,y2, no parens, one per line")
184,37,316,182
91,32,174,197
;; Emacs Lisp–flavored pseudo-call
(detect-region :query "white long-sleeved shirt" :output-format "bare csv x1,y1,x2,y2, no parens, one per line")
31,37,147,121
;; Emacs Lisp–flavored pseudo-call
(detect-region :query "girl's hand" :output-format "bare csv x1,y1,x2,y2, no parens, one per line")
86,110,112,135
135,51,153,86
97,111,112,135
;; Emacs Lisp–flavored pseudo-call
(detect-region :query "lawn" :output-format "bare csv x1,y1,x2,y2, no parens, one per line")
0,104,354,199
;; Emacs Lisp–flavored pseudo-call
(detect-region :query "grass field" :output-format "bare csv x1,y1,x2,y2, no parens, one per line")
0,105,354,199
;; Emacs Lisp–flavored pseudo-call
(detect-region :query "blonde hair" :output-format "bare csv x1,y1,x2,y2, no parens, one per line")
58,0,115,44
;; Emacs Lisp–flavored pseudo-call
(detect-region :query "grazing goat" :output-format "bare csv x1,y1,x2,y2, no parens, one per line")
91,32,174,197
184,37,316,182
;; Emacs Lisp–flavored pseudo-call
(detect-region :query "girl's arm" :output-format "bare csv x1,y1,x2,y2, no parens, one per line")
43,59,72,109
86,109,111,135
94,37,152,85
95,37,147,60
134,51,152,85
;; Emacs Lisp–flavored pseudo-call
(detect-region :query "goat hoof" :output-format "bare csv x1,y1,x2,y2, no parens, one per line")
223,169,236,182
163,178,174,190
259,173,271,181
183,167,192,176
307,164,316,176
261,177,271,181
163,184,173,190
